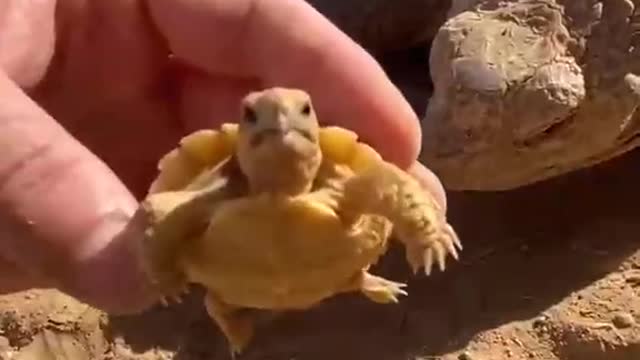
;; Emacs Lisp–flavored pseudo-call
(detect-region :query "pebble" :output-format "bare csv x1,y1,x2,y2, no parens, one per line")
612,312,635,329
458,351,475,360
532,315,549,329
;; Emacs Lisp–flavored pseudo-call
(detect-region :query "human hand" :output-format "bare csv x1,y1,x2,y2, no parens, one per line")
0,0,446,314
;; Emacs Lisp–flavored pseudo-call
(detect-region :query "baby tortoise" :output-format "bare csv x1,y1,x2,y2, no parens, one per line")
137,87,461,354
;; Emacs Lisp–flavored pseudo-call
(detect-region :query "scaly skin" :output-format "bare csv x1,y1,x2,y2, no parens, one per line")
140,175,238,304
339,160,461,275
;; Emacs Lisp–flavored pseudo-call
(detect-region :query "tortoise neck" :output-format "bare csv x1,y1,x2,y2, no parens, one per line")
245,151,322,196
248,176,313,196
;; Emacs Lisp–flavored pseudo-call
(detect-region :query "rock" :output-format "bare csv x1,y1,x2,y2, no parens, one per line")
14,330,90,360
0,336,9,347
532,315,551,329
458,351,475,360
612,312,636,329
0,335,10,352
421,0,640,190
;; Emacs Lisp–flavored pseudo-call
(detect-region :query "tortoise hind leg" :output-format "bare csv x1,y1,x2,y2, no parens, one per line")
342,270,408,304
204,292,256,356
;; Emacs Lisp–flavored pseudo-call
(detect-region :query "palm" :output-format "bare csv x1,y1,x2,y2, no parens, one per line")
26,4,259,197
0,0,438,313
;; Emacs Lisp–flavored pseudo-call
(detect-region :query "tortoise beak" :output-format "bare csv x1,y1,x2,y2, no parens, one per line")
250,117,290,147
252,113,314,147
275,113,292,135
258,113,293,137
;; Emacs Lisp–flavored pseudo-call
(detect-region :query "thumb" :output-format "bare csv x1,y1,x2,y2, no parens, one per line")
0,71,155,313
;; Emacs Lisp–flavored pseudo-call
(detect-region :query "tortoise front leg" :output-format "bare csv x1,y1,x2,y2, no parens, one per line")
339,161,462,275
140,178,235,303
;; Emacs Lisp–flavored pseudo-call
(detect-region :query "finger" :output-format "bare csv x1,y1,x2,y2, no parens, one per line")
0,72,154,313
174,65,260,132
408,161,448,212
148,0,422,168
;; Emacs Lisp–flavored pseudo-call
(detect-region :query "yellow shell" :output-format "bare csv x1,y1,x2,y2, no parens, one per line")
148,123,239,194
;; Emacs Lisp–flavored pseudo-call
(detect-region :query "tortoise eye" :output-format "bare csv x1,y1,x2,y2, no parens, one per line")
243,106,257,124
300,102,312,116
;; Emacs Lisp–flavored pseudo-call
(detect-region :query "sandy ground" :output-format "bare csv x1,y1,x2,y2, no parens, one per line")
1,45,640,360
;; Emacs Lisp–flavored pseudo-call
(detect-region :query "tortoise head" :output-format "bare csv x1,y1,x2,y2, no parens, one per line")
236,87,323,195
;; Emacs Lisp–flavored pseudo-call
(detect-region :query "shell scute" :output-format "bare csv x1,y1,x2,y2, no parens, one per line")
149,124,239,194
319,126,383,172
